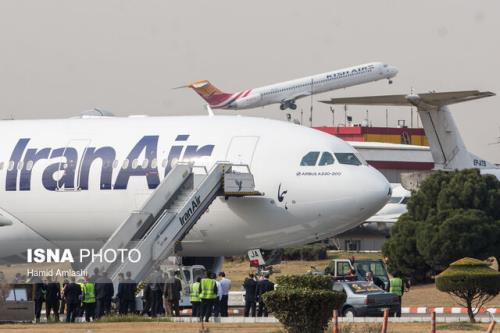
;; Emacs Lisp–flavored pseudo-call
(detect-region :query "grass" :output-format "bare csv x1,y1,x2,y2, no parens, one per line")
0,322,494,333
437,322,485,331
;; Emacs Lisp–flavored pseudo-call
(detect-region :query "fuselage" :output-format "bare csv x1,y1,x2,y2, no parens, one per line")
220,62,398,109
0,115,390,263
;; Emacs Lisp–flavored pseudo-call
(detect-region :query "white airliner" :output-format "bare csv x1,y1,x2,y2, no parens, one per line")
183,62,398,111
0,115,390,267
323,90,499,225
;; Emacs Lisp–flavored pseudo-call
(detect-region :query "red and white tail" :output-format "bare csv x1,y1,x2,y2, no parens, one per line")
187,80,235,108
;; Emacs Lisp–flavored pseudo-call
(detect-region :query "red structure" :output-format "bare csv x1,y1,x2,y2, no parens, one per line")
315,126,428,146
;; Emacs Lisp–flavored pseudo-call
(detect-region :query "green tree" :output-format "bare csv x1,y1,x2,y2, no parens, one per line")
436,257,500,323
417,210,500,272
263,275,345,333
382,169,500,283
382,214,430,282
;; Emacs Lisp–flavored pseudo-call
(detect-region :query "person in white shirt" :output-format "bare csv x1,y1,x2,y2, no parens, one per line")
213,278,223,317
218,272,232,317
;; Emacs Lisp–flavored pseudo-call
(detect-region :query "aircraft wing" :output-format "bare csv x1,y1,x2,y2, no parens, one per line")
365,213,401,223
320,90,495,109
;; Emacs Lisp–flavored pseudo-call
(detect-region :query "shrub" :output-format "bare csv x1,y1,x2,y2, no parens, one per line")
263,275,345,333
436,257,500,323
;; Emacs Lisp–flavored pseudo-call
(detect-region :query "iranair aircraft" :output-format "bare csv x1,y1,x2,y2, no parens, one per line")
323,90,499,225
0,114,391,269
182,62,398,111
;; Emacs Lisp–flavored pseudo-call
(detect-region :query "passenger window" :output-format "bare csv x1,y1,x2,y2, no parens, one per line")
142,159,149,169
335,153,362,166
300,152,320,166
26,161,34,171
122,159,129,169
132,159,139,169
318,152,335,166
112,160,119,169
8,161,14,171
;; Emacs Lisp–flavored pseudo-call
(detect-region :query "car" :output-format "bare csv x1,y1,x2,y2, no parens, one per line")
333,281,401,317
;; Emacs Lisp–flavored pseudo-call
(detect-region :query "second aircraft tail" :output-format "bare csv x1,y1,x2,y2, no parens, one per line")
182,80,235,108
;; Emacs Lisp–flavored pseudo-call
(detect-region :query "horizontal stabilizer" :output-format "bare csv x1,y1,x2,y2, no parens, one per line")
320,90,495,110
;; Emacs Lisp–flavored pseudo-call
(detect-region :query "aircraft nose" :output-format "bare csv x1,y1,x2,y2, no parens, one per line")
388,66,399,78
356,166,391,217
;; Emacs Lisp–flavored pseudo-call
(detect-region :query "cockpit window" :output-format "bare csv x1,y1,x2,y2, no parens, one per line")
401,197,410,204
300,152,320,166
318,152,335,166
335,153,362,166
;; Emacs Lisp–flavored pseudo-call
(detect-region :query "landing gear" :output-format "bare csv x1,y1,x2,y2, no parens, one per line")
388,79,393,84
279,101,297,110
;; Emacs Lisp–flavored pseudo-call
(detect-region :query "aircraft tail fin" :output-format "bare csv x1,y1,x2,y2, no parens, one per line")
321,90,496,170
179,80,234,108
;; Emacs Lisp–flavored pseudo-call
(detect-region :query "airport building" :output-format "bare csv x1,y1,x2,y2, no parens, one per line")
314,125,433,251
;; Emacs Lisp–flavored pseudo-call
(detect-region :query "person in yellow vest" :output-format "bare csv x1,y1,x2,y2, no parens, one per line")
190,277,201,318
81,276,96,322
389,271,408,317
199,272,218,322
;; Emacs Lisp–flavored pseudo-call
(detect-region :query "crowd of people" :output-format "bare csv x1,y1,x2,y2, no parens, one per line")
0,268,137,323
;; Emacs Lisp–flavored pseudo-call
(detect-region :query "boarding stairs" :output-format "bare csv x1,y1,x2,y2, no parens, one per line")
84,162,261,286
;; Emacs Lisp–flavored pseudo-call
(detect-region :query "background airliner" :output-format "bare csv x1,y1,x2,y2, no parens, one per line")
0,115,390,271
324,90,499,225
183,62,398,111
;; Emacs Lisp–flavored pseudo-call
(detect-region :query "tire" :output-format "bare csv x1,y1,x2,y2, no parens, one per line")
290,103,297,110
343,307,355,318
280,104,286,110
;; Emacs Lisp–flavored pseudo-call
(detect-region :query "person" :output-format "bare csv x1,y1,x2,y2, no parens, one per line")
31,276,46,323
123,271,137,314
141,282,152,316
256,273,274,317
346,267,357,281
164,271,182,317
389,272,405,300
189,277,201,318
95,271,114,318
218,272,231,317
242,273,257,317
149,266,164,317
213,276,223,317
89,267,100,283
45,276,61,322
64,277,82,323
365,271,385,290
59,279,69,316
199,272,218,322
81,276,96,322
76,277,86,321
116,273,127,315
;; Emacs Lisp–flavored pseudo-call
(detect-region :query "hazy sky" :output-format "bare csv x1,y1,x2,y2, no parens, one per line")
0,0,499,162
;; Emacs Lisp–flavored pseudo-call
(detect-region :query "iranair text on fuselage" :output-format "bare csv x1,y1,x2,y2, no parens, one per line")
5,134,215,191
